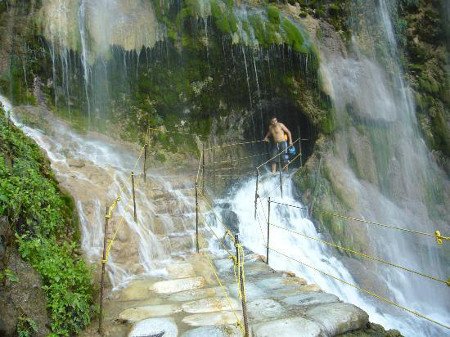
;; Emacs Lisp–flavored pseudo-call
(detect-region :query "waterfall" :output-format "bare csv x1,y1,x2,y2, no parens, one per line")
309,0,450,335
0,94,173,288
40,0,162,120
211,174,448,336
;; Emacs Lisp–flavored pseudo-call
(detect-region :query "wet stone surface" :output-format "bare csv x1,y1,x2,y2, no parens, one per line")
96,253,371,337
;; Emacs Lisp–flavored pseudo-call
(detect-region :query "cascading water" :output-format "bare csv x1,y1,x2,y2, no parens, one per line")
2,0,448,334
211,173,448,336
0,95,192,289
265,0,449,335
39,0,162,119
199,1,450,335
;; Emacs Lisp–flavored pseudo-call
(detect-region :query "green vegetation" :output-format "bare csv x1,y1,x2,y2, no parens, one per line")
0,267,19,283
0,110,94,336
397,0,449,161
17,316,38,337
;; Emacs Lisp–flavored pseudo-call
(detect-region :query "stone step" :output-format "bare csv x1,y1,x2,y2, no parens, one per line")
151,277,206,294
182,311,243,327
101,250,372,337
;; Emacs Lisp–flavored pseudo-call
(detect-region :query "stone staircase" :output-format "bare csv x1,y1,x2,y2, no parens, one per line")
88,253,370,337
85,172,387,337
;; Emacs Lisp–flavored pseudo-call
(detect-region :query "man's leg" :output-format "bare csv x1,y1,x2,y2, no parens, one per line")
270,143,278,173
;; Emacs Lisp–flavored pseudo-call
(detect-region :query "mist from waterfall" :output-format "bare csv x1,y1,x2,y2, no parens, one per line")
314,0,450,334
207,170,448,336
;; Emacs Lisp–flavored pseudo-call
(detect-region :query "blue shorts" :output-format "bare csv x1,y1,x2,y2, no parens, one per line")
271,141,288,164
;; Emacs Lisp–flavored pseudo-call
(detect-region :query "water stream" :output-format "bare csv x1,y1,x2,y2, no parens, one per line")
2,1,449,335
0,96,175,288
211,174,449,336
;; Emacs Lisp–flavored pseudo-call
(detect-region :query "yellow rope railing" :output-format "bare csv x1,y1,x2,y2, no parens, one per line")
269,222,450,286
204,140,265,151
269,247,450,330
197,231,245,335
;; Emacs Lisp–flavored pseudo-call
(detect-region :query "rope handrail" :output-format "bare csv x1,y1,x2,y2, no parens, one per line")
269,247,450,330
147,126,196,136
260,170,300,199
104,185,141,263
256,137,301,170
260,200,448,246
106,143,147,211
269,222,450,286
204,140,265,151
321,210,440,239
205,153,270,167
197,231,245,335
268,200,307,210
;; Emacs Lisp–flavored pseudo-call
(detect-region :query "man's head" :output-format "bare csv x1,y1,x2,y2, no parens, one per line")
270,117,278,125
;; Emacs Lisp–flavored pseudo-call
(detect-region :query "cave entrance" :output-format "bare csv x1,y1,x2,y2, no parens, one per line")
244,97,317,169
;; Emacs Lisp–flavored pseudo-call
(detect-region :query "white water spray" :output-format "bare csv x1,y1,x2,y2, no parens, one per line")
0,95,200,288
210,174,449,336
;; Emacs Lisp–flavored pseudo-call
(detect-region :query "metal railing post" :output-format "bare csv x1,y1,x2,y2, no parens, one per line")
99,206,109,335
195,182,199,253
254,169,259,219
235,234,249,337
131,172,137,222
266,197,271,264
278,156,283,198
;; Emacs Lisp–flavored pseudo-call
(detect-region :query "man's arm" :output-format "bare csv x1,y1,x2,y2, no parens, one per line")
280,123,293,145
263,129,271,142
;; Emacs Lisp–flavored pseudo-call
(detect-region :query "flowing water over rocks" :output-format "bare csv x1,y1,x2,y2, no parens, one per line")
2,96,383,336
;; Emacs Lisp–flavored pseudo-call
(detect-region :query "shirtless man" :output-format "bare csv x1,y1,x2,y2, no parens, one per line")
263,117,293,173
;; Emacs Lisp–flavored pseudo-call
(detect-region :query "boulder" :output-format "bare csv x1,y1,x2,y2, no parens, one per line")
305,302,369,335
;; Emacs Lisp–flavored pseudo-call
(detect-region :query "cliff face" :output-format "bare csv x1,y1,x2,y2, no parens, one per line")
398,0,449,172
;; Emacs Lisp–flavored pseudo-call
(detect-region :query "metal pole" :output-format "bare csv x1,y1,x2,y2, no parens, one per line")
235,234,249,337
143,144,148,182
254,169,259,219
132,172,137,222
195,182,199,253
202,143,205,193
299,138,303,167
266,198,270,264
99,206,109,335
278,157,283,198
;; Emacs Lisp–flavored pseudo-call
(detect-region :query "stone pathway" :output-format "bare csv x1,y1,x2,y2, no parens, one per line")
98,252,369,337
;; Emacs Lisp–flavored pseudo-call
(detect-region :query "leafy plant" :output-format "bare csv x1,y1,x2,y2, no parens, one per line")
0,110,94,336
0,268,19,283
17,316,38,337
